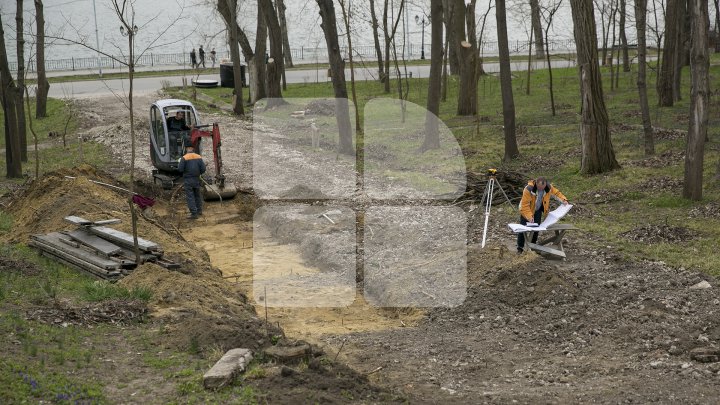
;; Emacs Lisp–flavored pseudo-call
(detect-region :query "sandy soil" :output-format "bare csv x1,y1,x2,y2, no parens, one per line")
47,94,720,403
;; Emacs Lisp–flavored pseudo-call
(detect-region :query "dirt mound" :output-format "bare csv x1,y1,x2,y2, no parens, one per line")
624,150,684,168
304,99,336,116
620,225,699,244
638,175,683,192
4,166,274,352
119,264,277,352
26,299,147,326
689,201,720,219
486,255,580,307
654,127,687,140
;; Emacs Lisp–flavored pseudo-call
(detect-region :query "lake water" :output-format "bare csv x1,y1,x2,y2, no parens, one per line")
2,0,661,65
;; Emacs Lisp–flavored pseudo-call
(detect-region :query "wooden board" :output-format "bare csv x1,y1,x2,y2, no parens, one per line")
29,239,122,279
64,215,93,225
66,229,123,256
31,233,122,270
527,242,566,258
88,226,159,252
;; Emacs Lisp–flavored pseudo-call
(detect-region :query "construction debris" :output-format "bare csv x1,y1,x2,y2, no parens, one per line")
29,216,179,281
203,348,253,390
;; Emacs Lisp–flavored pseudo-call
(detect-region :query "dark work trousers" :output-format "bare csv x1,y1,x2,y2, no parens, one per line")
184,178,203,216
517,207,543,251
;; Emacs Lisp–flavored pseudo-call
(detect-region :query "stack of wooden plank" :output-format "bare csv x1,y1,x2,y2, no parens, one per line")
29,216,179,281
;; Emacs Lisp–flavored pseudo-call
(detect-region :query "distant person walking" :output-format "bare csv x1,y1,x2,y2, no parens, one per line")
210,48,217,68
190,48,197,69
199,46,206,68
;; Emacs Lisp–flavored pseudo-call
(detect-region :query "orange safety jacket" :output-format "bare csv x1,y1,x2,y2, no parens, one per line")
519,180,568,221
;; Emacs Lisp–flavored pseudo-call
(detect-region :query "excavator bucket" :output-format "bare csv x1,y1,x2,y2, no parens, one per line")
203,183,238,201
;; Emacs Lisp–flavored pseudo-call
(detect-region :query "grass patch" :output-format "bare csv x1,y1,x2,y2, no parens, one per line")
0,211,13,234
0,98,78,148
82,281,152,302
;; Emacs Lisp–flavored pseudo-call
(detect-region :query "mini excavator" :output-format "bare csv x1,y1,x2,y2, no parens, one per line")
148,99,237,201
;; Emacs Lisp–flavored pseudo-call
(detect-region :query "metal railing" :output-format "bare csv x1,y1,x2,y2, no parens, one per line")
9,38,596,73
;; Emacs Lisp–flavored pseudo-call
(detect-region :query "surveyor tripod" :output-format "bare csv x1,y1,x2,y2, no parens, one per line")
480,169,515,248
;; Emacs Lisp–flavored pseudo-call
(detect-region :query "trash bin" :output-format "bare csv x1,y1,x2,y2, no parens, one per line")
220,63,246,87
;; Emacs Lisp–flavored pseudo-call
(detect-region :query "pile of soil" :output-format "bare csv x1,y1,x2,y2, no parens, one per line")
654,127,687,140
620,224,699,244
26,299,147,326
689,201,720,219
638,175,684,192
624,150,685,168
2,166,275,352
304,99,336,116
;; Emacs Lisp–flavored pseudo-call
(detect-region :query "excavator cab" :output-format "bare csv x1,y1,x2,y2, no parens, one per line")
149,99,202,174
149,99,237,201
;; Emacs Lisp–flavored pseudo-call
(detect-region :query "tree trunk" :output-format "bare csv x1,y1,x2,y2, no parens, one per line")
571,0,621,175
226,0,244,115
217,0,260,104
635,0,654,156
619,0,631,71
369,0,385,81
316,0,354,155
260,0,284,106
600,3,609,65
714,0,719,52
276,0,293,68
15,0,27,162
253,13,268,103
0,13,21,178
423,0,443,151
530,0,545,58
609,1,617,91
34,0,50,118
453,0,477,116
441,21,450,102
339,0,361,136
496,0,519,160
444,0,460,75
658,0,679,106
683,0,709,200
545,27,556,116
383,0,392,91
673,0,687,101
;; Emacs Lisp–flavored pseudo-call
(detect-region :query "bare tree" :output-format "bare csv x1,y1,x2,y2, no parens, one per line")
443,0,461,75
683,0,709,200
338,0,361,136
648,0,665,56
15,0,28,162
634,0,655,156
34,0,50,118
423,0,443,151
217,0,265,105
714,0,719,52
496,0,519,160
276,0,293,68
619,0,631,71
571,0,621,174
658,0,680,106
672,0,688,101
223,0,244,115
530,0,546,57
608,0,619,91
260,0,284,106
369,0,385,81
382,0,406,93
0,13,22,178
595,0,611,65
452,0,479,116
316,0,354,155
541,0,563,116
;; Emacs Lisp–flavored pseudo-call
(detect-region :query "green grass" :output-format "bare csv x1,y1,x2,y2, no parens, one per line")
82,281,152,302
0,97,78,148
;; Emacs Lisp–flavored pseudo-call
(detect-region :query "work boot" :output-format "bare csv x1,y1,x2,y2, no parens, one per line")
517,248,523,255
188,214,199,220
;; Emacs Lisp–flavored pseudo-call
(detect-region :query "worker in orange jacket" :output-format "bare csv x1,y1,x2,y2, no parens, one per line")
517,177,569,253
178,145,206,220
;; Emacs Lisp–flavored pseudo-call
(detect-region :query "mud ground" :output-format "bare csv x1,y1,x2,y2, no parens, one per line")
32,94,720,403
